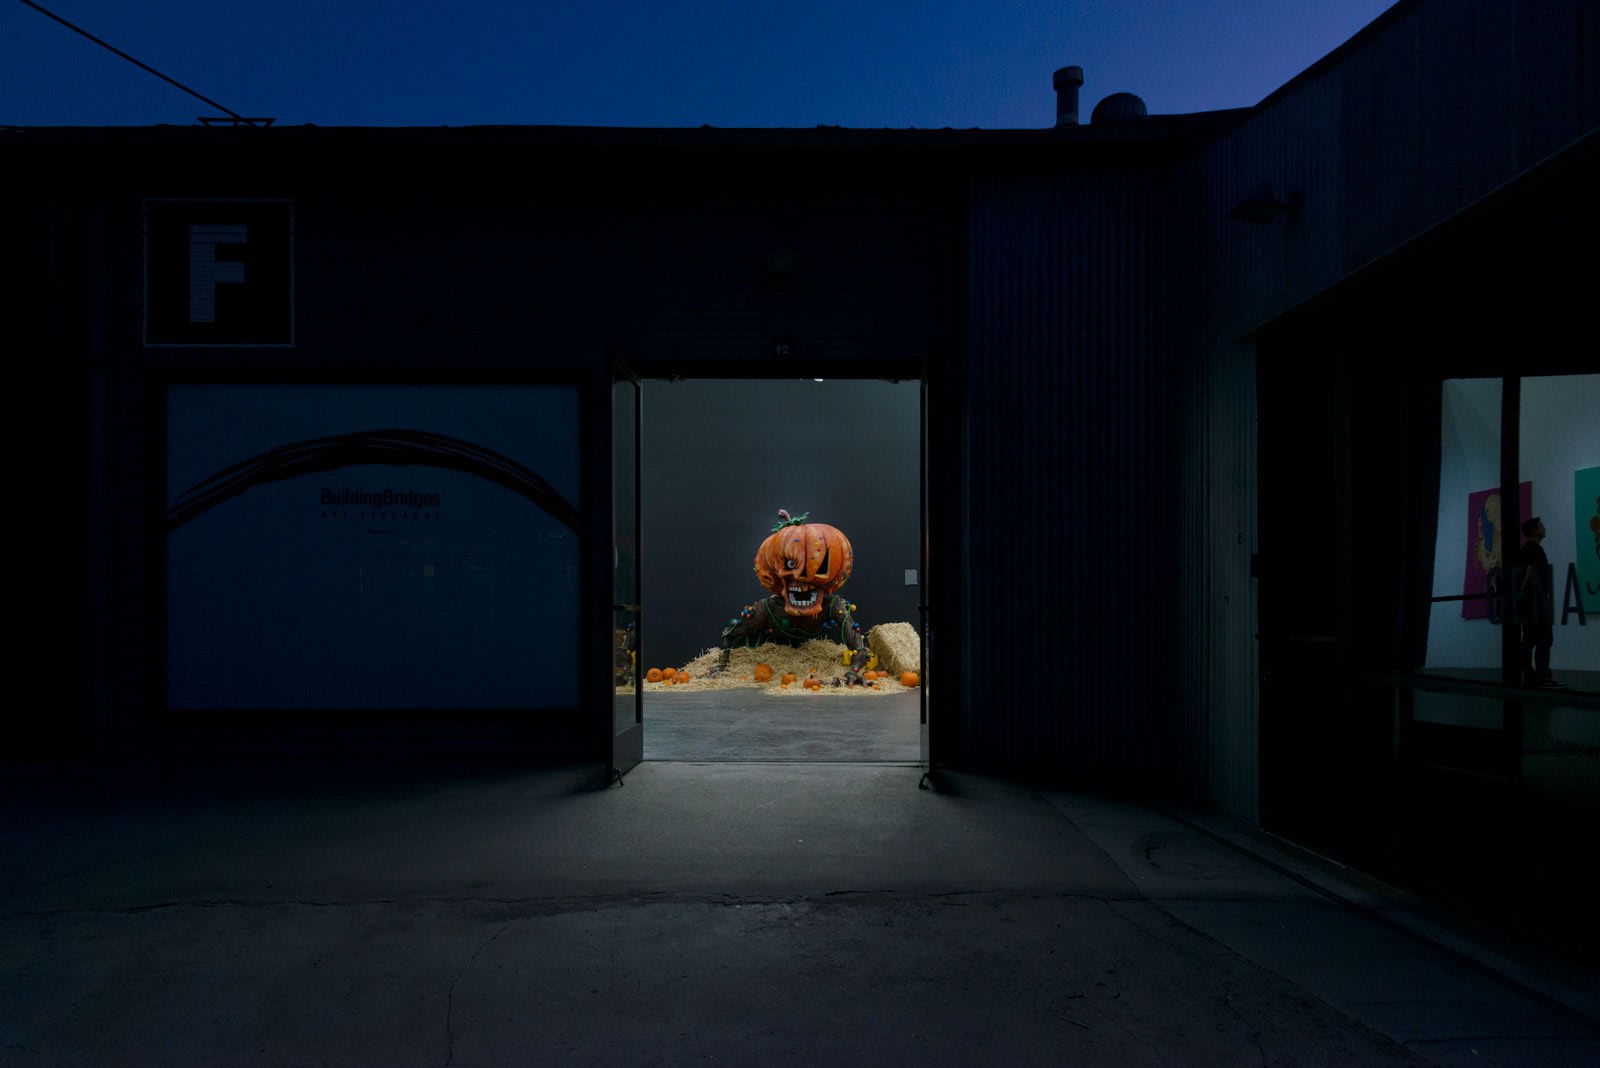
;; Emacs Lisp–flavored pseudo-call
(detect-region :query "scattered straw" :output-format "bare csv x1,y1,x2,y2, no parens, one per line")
626,624,921,696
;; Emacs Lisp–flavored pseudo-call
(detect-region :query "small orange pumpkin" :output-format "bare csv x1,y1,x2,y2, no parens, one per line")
645,668,663,683
675,670,690,684
781,672,798,685
754,663,773,682
900,671,920,688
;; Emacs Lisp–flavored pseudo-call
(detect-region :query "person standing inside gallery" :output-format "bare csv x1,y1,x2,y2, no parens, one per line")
1517,516,1558,687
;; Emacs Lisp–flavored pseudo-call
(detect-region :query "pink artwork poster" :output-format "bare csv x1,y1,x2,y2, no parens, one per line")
1462,481,1533,619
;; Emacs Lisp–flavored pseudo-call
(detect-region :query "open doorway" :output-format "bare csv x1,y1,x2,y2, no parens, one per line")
637,377,923,762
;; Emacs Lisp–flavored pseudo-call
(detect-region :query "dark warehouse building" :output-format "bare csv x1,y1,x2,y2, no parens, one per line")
5,0,1597,958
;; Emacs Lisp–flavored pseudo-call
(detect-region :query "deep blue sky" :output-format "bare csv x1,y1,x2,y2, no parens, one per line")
6,0,1396,128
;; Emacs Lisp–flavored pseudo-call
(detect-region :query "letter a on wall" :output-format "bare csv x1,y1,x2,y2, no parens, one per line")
145,200,293,346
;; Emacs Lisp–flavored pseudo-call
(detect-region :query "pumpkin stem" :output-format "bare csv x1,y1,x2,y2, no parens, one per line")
772,508,809,531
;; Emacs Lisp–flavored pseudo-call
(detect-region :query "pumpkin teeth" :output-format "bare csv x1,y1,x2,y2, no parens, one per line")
786,585,819,609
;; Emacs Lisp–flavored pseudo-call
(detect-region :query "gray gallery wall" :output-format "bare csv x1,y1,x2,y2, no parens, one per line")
639,378,922,669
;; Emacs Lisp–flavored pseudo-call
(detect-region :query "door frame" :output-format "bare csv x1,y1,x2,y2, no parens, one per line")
608,360,644,781
617,357,936,771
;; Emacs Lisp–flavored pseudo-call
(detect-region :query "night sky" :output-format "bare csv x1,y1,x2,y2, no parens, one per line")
7,0,1396,129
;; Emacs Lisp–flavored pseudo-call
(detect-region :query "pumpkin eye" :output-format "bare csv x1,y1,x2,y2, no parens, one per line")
784,558,798,569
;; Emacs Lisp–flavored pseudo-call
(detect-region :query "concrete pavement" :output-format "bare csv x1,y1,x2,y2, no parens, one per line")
2,759,1597,1065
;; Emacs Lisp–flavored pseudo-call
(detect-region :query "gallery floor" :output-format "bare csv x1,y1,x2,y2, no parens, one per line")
639,687,922,763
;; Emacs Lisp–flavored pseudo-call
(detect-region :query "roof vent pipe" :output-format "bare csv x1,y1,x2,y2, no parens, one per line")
1053,66,1084,127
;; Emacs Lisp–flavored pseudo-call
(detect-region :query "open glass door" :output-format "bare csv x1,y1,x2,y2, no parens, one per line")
610,369,643,780
919,370,933,780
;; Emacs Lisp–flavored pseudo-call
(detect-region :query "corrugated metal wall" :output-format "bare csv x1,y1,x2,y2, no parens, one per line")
963,159,1179,789
1201,0,1597,344
1169,288,1258,816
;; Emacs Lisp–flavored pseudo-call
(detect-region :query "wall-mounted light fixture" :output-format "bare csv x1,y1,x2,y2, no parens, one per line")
1228,182,1298,223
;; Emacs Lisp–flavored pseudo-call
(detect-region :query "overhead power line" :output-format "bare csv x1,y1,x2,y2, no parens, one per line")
19,0,273,126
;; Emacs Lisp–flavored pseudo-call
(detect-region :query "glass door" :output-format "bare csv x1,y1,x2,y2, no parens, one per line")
919,370,933,781
610,369,643,780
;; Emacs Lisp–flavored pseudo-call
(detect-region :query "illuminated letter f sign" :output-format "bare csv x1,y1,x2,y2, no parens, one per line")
188,224,247,324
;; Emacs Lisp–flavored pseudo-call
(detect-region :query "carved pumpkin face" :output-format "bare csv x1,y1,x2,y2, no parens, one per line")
754,520,853,617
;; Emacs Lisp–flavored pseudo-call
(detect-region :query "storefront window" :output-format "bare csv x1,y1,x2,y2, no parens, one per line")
165,382,583,713
1422,375,1598,689
1423,377,1506,682
1518,374,1600,693
1413,374,1598,764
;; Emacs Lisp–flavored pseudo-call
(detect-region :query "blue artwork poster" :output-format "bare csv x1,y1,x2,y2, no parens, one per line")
166,383,581,712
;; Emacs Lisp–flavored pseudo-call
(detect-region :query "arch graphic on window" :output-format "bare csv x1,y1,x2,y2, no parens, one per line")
166,427,579,534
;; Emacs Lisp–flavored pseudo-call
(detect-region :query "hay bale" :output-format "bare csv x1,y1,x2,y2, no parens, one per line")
868,622,921,677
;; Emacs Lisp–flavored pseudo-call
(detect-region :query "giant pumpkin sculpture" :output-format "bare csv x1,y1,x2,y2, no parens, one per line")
718,509,873,684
